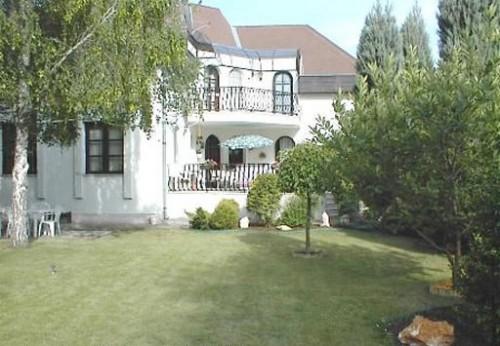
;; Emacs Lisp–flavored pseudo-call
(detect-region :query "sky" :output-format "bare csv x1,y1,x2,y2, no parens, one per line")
193,0,440,60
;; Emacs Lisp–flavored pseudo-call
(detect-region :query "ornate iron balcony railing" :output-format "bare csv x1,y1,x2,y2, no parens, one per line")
202,87,299,115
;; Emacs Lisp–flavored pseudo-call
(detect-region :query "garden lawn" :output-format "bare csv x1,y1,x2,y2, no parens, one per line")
0,229,456,345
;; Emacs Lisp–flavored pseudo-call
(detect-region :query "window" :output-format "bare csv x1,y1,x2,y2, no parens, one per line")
275,136,295,160
205,135,220,164
85,123,124,174
229,69,242,86
229,148,243,166
273,72,293,114
2,123,37,175
205,66,220,111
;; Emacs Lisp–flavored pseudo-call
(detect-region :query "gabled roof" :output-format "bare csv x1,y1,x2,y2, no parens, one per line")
236,25,356,75
190,4,236,47
188,4,356,91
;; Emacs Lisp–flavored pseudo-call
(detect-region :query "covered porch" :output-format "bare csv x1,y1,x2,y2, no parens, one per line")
169,122,298,192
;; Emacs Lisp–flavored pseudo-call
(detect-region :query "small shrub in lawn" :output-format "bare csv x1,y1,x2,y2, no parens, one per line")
247,174,281,226
186,207,211,230
209,199,240,230
279,195,318,227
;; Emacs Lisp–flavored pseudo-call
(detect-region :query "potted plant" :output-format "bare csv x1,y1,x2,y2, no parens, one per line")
200,159,218,170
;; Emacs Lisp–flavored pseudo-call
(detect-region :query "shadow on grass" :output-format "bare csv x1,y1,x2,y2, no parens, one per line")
335,227,444,255
138,231,453,345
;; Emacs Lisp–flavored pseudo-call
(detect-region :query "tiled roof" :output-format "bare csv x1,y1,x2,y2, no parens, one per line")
189,5,356,76
237,25,356,75
191,4,236,47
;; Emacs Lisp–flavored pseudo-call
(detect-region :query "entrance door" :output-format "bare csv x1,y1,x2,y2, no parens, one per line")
205,135,220,164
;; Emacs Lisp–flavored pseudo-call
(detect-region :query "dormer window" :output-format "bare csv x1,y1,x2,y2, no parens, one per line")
273,72,293,114
205,66,220,111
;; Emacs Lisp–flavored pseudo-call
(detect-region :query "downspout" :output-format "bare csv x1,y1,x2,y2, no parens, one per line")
162,118,168,221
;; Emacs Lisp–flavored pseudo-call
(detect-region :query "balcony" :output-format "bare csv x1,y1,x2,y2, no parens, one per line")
202,87,299,116
168,163,276,192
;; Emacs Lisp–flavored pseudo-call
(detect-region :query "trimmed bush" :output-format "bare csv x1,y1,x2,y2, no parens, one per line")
186,207,211,230
247,174,281,225
279,195,318,228
209,199,240,230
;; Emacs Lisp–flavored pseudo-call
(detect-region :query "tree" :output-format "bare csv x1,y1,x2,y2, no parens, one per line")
278,143,327,253
313,43,487,285
438,0,499,59
456,17,500,342
316,4,500,333
314,60,410,232
0,0,198,246
247,174,281,226
401,2,433,68
356,0,402,85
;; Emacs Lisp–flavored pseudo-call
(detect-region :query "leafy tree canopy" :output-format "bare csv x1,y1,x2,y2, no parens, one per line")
278,143,327,197
0,0,198,144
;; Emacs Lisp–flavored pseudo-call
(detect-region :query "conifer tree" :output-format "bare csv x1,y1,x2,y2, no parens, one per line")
356,1,402,85
401,2,433,68
438,0,499,59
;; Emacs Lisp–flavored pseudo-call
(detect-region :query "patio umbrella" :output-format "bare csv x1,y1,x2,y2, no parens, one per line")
221,135,273,150
221,135,274,164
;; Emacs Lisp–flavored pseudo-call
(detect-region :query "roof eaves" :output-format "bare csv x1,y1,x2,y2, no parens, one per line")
188,33,214,52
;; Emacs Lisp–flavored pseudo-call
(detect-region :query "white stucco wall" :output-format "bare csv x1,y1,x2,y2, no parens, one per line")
296,94,338,141
166,191,323,225
0,121,166,224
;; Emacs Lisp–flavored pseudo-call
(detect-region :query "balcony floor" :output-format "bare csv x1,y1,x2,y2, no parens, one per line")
188,110,301,128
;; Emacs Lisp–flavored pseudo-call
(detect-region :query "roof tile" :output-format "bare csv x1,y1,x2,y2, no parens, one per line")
237,25,356,75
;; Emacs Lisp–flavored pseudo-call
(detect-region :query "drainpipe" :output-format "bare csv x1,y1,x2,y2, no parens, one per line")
162,119,168,221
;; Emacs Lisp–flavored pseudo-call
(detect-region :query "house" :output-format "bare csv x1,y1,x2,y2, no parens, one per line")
0,4,356,225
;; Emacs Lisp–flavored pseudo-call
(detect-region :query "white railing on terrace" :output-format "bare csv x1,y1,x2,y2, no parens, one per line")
168,163,276,192
202,87,299,115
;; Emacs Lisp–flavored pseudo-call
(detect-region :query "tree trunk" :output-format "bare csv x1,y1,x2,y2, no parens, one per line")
10,0,33,247
451,230,462,288
10,128,30,247
305,193,312,253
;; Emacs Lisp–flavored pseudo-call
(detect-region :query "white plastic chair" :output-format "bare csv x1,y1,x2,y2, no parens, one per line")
1,208,13,238
0,208,5,237
37,209,61,237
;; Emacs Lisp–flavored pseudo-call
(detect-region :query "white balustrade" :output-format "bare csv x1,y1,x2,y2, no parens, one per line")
168,163,276,192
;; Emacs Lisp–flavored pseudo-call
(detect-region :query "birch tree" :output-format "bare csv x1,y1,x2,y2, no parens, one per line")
0,0,198,246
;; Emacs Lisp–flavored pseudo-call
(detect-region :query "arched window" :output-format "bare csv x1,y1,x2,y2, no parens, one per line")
205,66,220,111
275,136,295,160
205,135,220,164
273,72,293,114
229,68,242,86
228,69,243,110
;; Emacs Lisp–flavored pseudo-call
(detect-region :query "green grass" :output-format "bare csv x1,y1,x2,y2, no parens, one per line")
0,229,456,345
